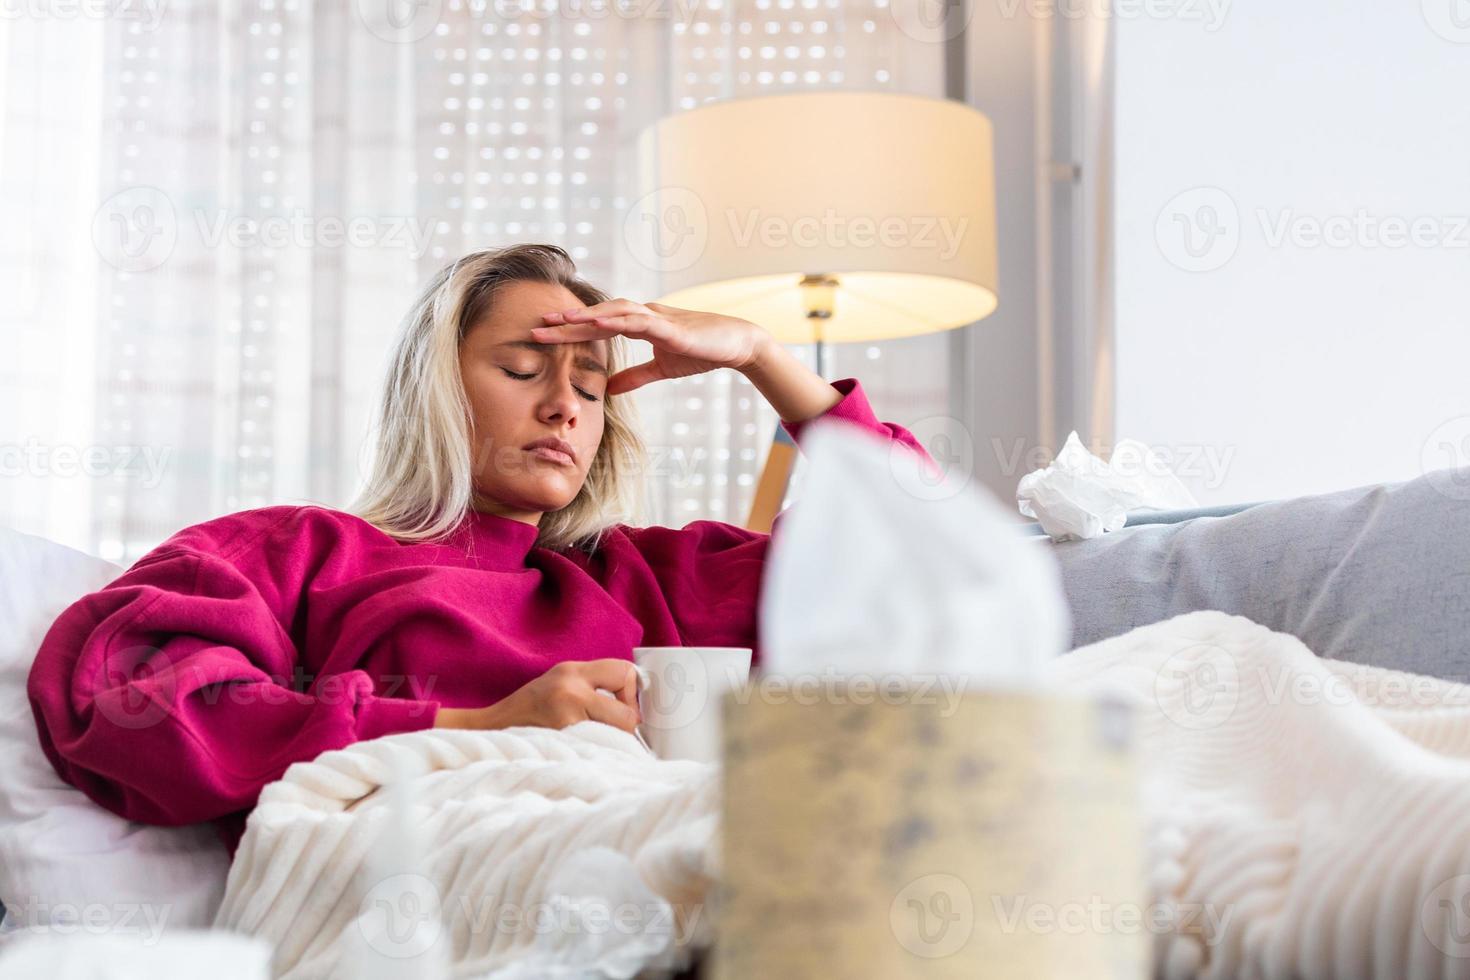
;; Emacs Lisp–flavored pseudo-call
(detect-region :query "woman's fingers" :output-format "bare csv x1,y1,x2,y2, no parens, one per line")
532,313,676,347
606,361,666,396
586,313,665,338
577,658,642,707
541,298,649,325
530,321,615,343
583,690,641,733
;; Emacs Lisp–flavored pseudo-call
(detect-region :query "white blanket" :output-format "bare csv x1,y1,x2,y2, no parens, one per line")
213,723,718,979
1046,611,1470,979
214,612,1470,979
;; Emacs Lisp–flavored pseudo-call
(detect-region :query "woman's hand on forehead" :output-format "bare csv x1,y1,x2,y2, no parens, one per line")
533,298,771,396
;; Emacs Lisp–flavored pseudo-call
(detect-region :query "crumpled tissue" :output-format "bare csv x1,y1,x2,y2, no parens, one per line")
760,420,1071,686
481,847,699,979
1017,431,1198,542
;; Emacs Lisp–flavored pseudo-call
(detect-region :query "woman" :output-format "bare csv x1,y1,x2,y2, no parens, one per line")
27,244,932,855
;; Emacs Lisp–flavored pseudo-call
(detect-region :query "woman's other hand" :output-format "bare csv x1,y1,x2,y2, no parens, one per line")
433,659,642,734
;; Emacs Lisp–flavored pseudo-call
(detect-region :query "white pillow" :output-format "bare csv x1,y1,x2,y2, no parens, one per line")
0,526,230,945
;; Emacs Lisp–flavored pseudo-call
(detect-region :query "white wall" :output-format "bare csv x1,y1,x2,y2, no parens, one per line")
1115,1,1470,504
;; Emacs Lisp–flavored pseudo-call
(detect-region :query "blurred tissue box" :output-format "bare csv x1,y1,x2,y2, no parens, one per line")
716,420,1145,979
1017,431,1198,541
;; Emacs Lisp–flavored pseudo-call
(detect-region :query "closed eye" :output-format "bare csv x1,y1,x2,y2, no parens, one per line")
501,367,601,403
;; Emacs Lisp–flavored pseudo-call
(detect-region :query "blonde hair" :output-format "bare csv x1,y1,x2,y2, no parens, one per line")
351,244,647,552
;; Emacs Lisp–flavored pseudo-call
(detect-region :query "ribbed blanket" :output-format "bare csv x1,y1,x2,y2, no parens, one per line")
215,611,1470,978
213,723,718,978
1046,611,1470,979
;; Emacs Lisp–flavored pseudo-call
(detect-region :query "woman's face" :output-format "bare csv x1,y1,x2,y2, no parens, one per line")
459,280,610,522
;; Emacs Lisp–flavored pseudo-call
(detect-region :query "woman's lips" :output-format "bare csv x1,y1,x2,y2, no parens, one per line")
525,446,575,466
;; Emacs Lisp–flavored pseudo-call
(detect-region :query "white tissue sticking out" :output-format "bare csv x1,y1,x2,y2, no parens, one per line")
1017,431,1198,542
0,932,272,979
342,743,451,980
760,420,1070,686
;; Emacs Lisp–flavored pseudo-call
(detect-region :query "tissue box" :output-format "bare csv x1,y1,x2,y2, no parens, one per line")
713,689,1145,979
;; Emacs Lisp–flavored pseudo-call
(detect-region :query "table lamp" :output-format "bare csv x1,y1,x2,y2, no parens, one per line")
632,91,999,532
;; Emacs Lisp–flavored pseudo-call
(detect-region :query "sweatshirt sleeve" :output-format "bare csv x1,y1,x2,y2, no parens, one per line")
26,511,441,828
774,377,934,466
624,377,935,658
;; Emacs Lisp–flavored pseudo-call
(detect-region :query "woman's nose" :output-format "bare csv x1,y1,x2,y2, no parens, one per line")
536,374,581,426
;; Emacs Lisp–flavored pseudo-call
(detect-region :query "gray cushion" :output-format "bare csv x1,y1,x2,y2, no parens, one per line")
1051,471,1470,681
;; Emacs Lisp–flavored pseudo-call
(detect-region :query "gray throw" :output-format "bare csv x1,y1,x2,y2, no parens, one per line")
1049,470,1470,682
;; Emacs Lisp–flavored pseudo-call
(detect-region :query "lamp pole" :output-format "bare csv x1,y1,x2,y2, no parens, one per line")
743,273,838,532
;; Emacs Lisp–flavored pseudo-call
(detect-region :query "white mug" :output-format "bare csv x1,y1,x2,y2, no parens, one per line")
632,646,752,762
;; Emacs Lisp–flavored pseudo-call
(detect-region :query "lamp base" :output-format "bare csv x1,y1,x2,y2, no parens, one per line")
742,341,825,533
744,423,798,534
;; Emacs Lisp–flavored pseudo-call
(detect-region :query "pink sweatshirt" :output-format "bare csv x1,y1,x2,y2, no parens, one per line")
28,379,929,855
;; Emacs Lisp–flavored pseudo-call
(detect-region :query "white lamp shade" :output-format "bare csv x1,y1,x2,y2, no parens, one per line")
628,91,998,345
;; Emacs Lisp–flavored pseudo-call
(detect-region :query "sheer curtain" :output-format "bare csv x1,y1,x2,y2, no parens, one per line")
0,0,949,563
